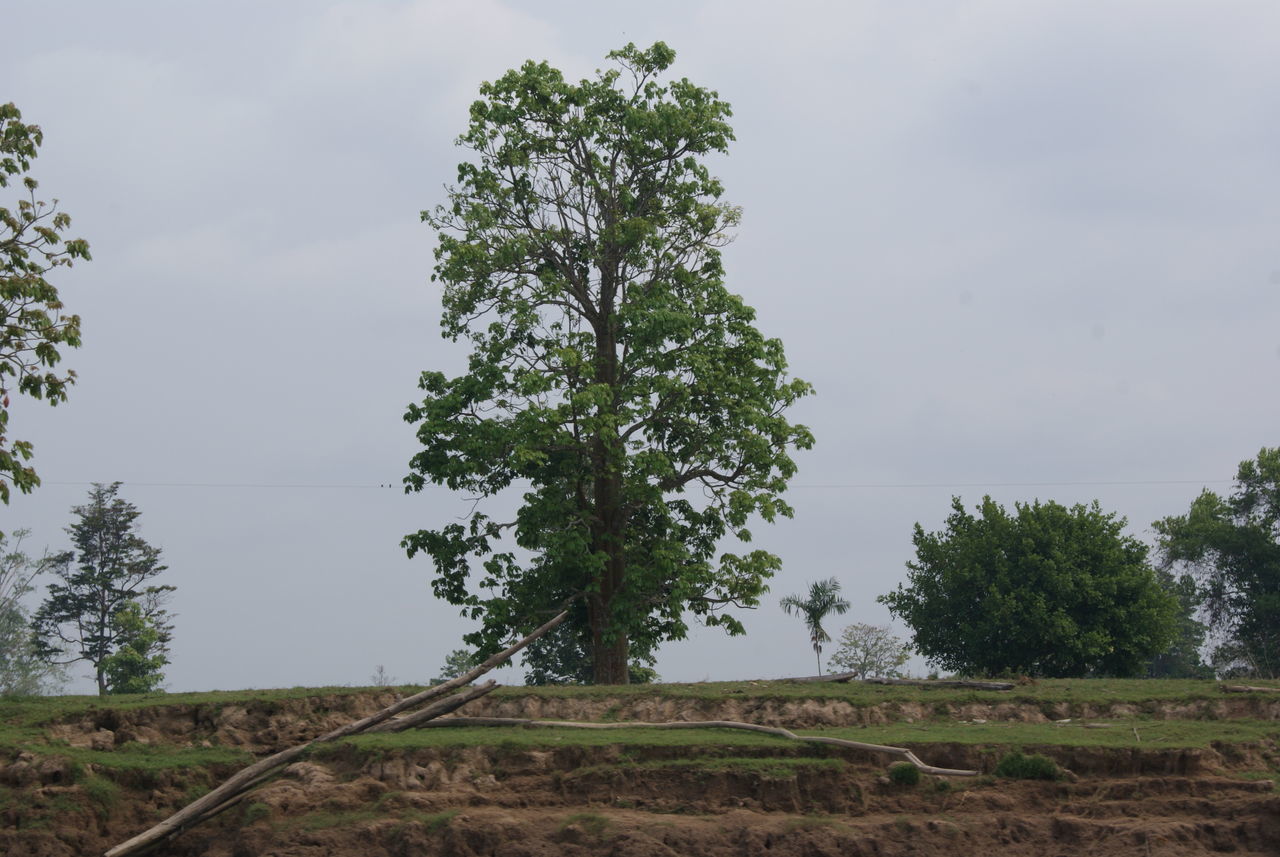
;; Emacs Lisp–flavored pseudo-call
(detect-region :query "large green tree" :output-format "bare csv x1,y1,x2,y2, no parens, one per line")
31,483,174,695
1,103,89,509
880,496,1177,677
404,43,812,684
1154,448,1280,677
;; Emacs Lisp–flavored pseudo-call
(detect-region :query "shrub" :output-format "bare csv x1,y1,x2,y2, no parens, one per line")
887,762,920,786
994,751,1059,780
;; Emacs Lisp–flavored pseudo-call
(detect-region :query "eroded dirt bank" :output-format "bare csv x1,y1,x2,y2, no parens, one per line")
2,688,1278,856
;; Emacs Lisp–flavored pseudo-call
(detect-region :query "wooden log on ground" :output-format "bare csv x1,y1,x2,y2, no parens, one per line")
420,716,980,777
105,611,568,857
1220,683,1280,694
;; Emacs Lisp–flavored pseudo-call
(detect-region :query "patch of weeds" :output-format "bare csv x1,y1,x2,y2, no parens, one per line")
888,762,920,787
298,809,380,831
561,812,611,838
242,801,272,826
933,779,952,793
994,750,1059,780
784,814,839,832
403,808,460,833
81,775,121,819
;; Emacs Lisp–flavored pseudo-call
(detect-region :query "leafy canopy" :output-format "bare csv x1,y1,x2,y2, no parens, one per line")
0,103,89,507
403,43,812,683
1154,447,1280,677
880,496,1177,678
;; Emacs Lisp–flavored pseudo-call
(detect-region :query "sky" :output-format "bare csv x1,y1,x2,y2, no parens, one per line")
2,0,1277,693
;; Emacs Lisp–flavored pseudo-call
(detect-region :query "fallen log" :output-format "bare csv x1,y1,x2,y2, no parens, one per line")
1220,684,1280,694
781,675,1014,690
420,716,980,777
105,610,568,857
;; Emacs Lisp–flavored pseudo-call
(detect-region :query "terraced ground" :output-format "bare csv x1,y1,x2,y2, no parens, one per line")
1,679,1278,856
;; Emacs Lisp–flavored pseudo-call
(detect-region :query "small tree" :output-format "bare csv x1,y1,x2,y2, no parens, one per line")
432,649,478,685
881,496,1177,677
1,103,90,508
31,483,174,695
780,578,850,674
828,623,912,679
0,529,63,695
100,601,169,694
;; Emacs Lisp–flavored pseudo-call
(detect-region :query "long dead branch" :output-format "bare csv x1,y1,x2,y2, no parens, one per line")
782,674,1015,691
105,610,568,857
1220,683,1280,694
419,716,979,777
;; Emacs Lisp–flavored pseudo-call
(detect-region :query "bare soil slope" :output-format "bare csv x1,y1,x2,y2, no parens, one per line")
2,685,1277,856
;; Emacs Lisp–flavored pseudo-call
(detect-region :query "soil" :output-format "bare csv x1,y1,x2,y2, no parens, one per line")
2,691,1278,856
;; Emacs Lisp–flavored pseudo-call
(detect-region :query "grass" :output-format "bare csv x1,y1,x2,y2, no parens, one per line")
560,812,610,838
4,678,1276,733
565,756,846,779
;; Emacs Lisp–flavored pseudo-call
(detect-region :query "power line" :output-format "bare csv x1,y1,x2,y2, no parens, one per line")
794,479,1230,489
36,477,1231,491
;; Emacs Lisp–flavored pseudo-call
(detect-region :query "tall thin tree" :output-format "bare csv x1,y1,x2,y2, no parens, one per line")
780,577,851,674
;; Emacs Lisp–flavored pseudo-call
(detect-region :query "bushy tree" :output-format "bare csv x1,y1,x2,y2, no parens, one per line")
1,103,89,509
100,600,168,694
828,623,912,679
0,529,63,695
880,496,1177,677
404,43,812,684
779,578,850,674
1154,448,1280,677
31,483,174,695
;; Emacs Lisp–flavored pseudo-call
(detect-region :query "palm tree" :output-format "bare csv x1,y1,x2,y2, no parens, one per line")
780,577,851,674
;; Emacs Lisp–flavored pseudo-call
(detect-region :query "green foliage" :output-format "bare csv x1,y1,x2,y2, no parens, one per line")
242,801,271,826
0,529,63,695
80,775,120,818
1154,447,1280,678
403,42,812,684
828,623,912,679
887,762,920,786
1144,569,1213,678
431,648,478,685
0,103,90,507
880,496,1178,677
100,600,169,693
522,622,659,685
780,578,851,674
993,750,1059,780
31,483,175,695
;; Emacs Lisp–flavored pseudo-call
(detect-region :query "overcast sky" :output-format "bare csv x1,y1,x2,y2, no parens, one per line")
3,1,1277,693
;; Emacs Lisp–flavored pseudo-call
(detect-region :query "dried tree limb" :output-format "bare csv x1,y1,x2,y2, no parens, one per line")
1220,684,1280,694
105,611,569,857
419,716,979,777
781,674,1015,690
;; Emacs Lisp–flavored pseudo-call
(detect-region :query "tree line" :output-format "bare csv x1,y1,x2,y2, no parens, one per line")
6,47,1276,692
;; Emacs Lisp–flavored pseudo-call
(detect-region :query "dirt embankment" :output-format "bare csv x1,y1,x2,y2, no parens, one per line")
34,691,1280,754
2,690,1278,856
